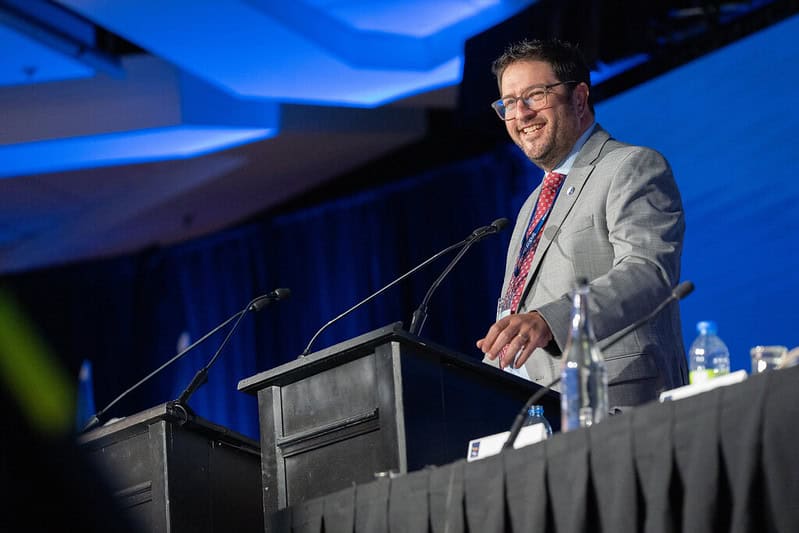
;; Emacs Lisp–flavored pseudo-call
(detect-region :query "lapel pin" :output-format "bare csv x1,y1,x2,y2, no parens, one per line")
566,186,575,196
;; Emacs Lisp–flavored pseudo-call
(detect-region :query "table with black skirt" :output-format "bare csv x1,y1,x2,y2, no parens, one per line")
271,364,799,533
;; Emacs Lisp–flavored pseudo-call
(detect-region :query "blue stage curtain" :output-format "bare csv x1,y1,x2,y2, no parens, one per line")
2,142,543,439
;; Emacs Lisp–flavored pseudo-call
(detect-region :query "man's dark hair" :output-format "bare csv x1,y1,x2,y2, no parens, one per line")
491,39,594,112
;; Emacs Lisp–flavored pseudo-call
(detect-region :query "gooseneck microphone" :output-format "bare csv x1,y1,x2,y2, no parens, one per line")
300,219,510,356
82,288,290,432
174,288,291,408
409,218,510,336
501,280,695,450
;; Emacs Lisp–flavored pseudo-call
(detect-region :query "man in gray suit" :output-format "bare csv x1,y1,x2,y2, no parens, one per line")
477,39,688,407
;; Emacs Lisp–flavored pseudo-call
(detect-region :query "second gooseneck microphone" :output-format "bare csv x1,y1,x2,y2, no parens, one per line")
82,288,290,432
301,218,509,356
174,288,291,407
408,218,509,335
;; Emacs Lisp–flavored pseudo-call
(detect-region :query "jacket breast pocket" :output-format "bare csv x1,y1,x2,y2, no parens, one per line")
557,215,612,278
550,215,594,255
560,214,595,236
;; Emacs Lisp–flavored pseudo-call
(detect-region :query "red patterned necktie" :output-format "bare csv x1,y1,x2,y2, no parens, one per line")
506,171,566,313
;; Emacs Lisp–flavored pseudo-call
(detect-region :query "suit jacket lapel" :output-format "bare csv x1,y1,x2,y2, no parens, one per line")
519,125,612,304
502,188,539,296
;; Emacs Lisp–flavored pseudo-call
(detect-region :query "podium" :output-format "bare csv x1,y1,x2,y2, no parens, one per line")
237,323,560,521
77,402,263,533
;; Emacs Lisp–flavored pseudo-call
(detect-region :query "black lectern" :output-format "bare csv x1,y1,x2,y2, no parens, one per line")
237,323,559,521
77,402,263,533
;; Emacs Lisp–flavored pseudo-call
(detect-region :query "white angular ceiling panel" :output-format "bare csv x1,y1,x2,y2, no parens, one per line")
307,0,501,37
55,0,535,105
0,56,278,178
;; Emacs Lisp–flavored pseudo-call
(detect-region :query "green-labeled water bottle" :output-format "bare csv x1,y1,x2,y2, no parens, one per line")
688,320,730,383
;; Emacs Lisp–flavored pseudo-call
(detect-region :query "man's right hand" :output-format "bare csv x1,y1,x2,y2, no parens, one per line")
477,311,553,369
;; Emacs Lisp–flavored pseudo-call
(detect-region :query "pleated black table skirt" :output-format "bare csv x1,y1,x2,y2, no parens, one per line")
272,365,799,533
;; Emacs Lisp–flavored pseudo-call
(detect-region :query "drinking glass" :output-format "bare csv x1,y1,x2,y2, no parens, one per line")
749,345,788,374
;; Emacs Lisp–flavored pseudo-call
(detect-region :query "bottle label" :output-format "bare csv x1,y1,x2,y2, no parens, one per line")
689,369,714,384
518,423,550,445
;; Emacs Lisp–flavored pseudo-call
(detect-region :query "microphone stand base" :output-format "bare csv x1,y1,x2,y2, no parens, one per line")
165,400,195,425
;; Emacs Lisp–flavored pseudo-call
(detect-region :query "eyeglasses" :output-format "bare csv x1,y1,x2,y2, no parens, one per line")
490,81,578,121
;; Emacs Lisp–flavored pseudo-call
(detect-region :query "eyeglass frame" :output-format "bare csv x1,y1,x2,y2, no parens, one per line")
490,80,579,121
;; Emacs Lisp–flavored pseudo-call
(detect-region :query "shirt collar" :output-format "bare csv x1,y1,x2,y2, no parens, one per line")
551,121,596,176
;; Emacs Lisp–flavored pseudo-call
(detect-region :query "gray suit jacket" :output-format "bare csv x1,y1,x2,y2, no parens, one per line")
486,124,688,407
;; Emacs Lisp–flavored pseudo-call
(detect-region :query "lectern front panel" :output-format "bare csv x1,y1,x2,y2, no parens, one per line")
281,354,379,435
267,347,406,504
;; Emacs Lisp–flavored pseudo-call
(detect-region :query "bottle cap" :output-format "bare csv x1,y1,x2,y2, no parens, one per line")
696,320,718,335
527,405,544,417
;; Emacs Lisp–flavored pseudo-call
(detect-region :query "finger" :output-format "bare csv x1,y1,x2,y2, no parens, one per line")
499,348,516,369
482,322,512,358
513,322,555,367
479,325,500,353
500,332,528,368
491,325,521,359
513,341,537,368
478,331,500,358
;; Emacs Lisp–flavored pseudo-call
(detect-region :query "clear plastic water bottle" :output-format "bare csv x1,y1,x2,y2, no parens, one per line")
689,320,730,383
560,278,608,432
522,405,553,438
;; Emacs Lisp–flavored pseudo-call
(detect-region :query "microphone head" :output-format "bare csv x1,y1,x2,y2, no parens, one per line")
490,218,510,232
470,218,510,239
673,280,694,300
272,287,291,301
250,288,291,312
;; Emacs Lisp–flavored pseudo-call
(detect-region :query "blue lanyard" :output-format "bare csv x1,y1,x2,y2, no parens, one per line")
513,179,565,277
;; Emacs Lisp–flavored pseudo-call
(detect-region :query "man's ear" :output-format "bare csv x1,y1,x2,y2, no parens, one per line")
574,82,590,117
